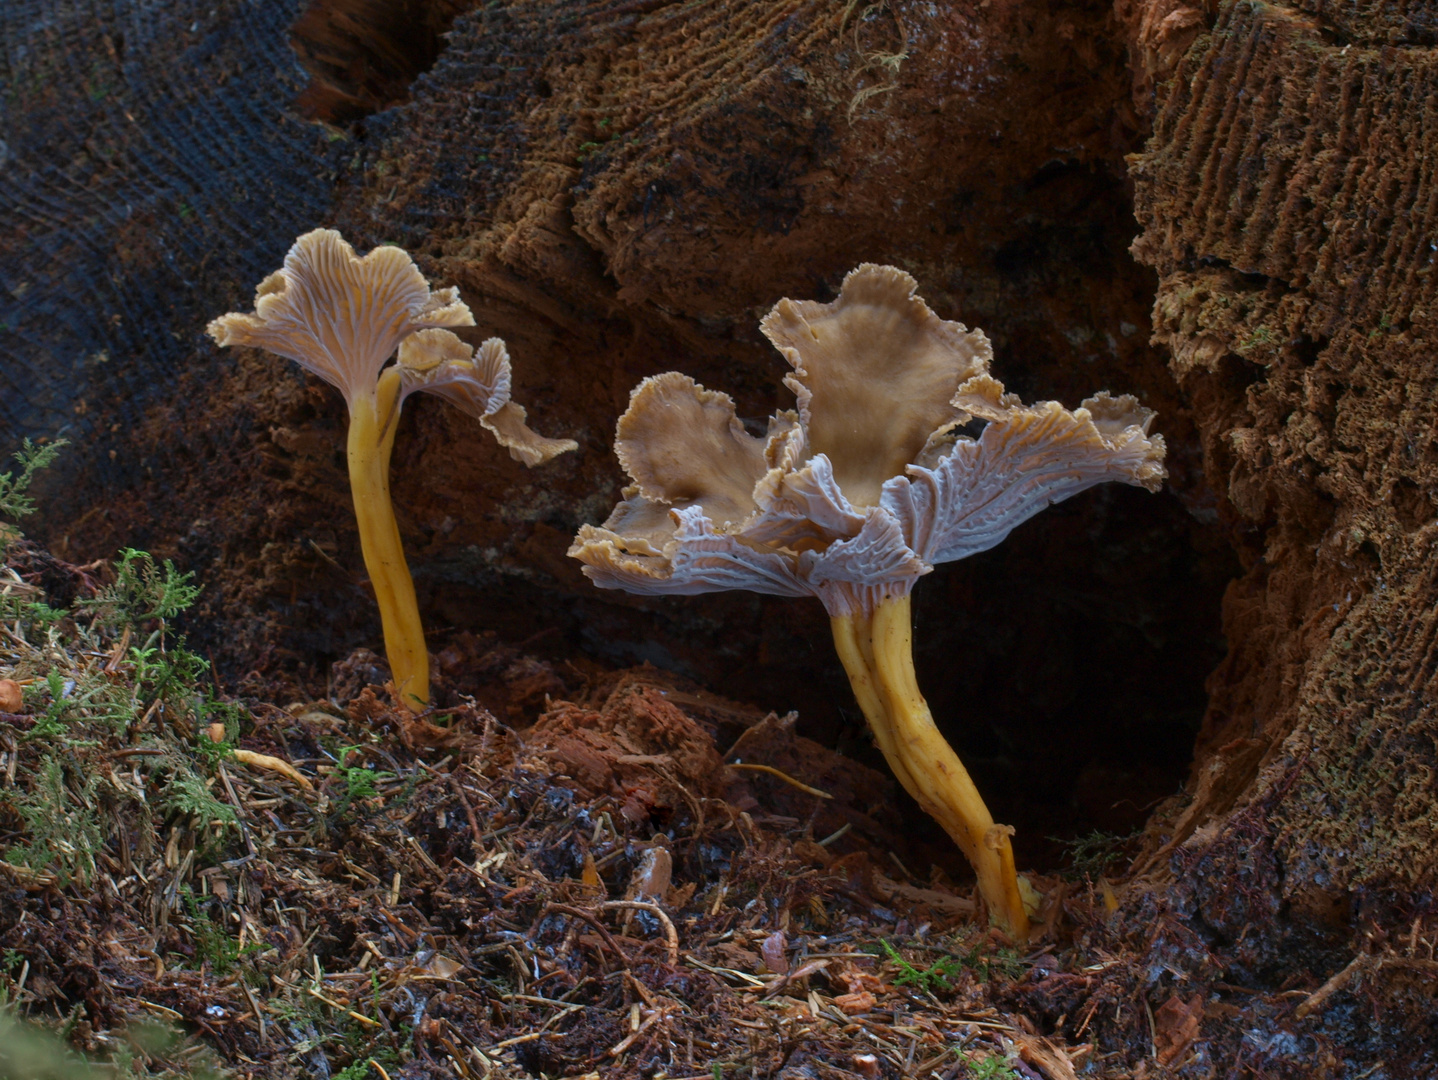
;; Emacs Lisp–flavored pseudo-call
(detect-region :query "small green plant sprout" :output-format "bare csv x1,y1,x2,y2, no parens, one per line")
957,940,1025,983
0,438,67,625
4,755,104,886
330,744,394,815
178,886,257,973
27,669,76,739
879,939,963,993
80,547,201,628
963,1052,1022,1080
163,770,237,834
0,437,66,542
208,230,576,709
570,265,1166,937
64,548,220,736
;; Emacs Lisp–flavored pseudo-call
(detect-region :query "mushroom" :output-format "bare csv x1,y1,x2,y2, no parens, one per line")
209,230,575,708
569,265,1166,936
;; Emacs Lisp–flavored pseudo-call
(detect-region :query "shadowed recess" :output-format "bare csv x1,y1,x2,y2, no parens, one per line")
289,0,473,123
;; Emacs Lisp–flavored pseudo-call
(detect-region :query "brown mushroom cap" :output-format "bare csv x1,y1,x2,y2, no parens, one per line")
207,230,473,405
570,265,1167,618
761,264,991,508
210,231,575,468
884,374,1166,568
614,373,769,531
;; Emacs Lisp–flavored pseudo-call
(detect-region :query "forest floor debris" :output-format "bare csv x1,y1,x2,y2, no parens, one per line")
1,536,1427,1079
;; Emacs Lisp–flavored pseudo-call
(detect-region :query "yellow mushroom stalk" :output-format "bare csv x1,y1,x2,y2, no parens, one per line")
569,265,1166,936
830,594,1027,935
345,362,424,707
209,230,575,709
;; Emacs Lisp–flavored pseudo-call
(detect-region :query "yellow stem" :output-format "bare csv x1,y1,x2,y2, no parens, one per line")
831,611,923,802
347,372,429,709
831,595,1029,938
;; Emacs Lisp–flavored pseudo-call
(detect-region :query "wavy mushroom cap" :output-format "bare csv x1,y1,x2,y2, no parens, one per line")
614,373,770,531
397,330,578,467
207,229,474,405
571,265,1168,618
761,264,992,508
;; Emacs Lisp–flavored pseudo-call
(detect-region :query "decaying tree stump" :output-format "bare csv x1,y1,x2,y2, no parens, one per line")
3,0,1234,872
1123,0,1438,1039
3,0,1436,1065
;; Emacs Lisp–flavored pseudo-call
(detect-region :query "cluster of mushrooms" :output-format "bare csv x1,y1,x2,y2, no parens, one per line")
213,235,1166,938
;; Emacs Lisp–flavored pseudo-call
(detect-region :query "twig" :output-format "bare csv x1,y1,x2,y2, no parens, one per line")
1295,953,1371,1020
748,959,830,999
237,976,268,1045
1074,996,1100,1039
139,1000,184,1020
726,762,832,800
657,763,706,834
217,762,257,858
405,835,443,877
598,900,680,965
448,771,482,850
438,1034,476,1079
0,859,57,888
607,1005,673,1057
305,985,380,1027
492,1030,555,1049
817,822,853,847
538,903,630,969
103,625,132,675
683,955,766,987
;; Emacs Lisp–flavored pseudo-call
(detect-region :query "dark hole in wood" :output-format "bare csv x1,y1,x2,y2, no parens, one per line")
289,0,471,124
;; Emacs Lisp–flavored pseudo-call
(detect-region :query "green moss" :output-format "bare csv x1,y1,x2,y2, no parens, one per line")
0,438,67,539
3,755,104,886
